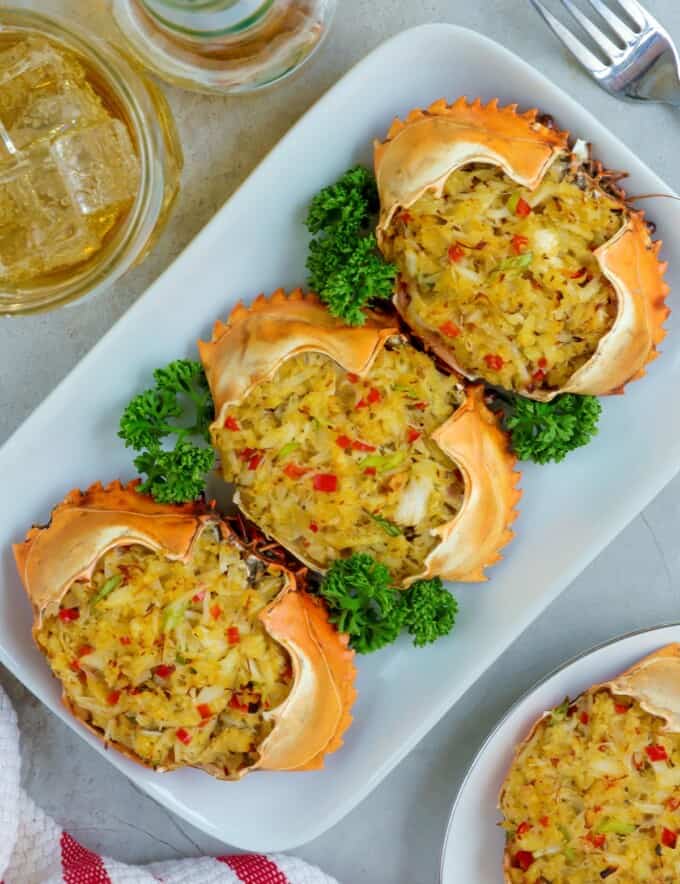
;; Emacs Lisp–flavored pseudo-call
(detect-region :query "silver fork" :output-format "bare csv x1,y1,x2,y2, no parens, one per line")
529,0,680,105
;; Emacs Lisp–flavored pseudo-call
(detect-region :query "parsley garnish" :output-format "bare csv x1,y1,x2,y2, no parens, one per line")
306,166,396,325
403,578,458,647
318,554,458,653
504,393,602,464
319,554,403,654
118,360,215,503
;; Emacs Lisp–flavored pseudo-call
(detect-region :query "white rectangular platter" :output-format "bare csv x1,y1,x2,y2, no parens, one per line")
2,23,680,853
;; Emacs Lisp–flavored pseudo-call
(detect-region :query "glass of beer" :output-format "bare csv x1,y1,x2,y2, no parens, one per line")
0,9,183,314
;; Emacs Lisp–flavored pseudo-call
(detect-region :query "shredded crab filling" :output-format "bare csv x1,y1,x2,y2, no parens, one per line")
214,339,465,583
36,527,292,775
384,157,624,392
501,690,680,883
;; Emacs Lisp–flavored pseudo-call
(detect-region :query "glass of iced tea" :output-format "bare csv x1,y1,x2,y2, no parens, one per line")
0,10,183,315
112,0,336,94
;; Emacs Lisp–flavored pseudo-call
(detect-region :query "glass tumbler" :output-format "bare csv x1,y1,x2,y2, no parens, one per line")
112,0,337,94
0,9,183,315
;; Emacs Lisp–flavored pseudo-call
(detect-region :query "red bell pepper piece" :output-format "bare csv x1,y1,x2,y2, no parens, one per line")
515,197,531,217
646,744,669,762
511,234,529,254
313,473,338,492
662,828,677,849
484,353,504,372
283,463,309,479
447,243,465,262
513,851,535,871
439,320,461,338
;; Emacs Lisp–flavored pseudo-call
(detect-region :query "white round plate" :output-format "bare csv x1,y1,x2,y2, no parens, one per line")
440,624,680,883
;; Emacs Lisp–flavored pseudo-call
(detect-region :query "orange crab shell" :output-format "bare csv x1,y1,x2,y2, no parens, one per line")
199,289,521,586
198,288,397,426
12,480,356,779
605,643,680,734
375,97,670,401
499,643,680,881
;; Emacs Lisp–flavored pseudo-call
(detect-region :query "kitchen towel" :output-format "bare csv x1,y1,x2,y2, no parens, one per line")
0,682,339,884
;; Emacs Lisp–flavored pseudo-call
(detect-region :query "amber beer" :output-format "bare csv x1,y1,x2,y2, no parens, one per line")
0,11,182,314
0,34,140,286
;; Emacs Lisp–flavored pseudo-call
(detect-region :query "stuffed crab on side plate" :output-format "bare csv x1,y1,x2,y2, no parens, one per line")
500,644,680,883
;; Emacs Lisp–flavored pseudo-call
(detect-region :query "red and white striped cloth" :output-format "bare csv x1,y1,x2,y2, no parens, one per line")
0,684,339,884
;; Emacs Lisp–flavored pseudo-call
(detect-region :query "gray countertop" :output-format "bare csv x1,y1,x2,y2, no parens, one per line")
2,1,680,881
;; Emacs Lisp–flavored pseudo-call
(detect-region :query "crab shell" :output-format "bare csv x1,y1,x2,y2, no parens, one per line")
499,643,680,881
12,480,356,780
374,97,670,401
198,288,521,586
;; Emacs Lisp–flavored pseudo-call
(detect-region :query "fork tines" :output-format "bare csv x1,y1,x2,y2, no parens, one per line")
529,0,648,69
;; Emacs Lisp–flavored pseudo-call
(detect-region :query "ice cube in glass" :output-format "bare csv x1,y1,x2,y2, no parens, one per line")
0,155,97,282
51,118,140,217
0,36,106,154
9,82,107,151
0,38,73,127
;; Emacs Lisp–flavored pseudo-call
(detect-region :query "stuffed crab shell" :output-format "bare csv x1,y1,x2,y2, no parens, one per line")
199,289,520,586
13,481,356,779
375,98,669,400
500,645,680,883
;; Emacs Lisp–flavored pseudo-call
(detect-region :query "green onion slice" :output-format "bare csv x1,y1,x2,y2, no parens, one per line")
91,574,122,606
276,441,300,460
367,511,402,537
495,252,533,274
359,450,407,472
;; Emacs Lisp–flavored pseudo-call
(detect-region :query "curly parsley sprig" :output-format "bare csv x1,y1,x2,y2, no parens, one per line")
306,166,397,326
403,578,459,648
318,553,458,653
502,393,602,464
118,360,215,503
